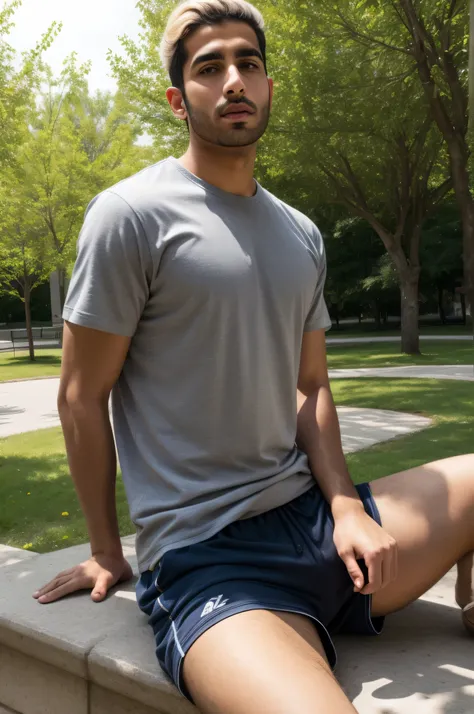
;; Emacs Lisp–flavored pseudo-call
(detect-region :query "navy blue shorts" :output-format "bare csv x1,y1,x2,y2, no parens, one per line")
136,482,384,701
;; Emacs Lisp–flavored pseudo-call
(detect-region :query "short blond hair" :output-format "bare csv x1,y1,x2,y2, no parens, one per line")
160,0,266,88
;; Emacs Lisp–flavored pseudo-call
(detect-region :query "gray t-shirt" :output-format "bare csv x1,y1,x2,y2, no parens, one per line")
64,157,332,571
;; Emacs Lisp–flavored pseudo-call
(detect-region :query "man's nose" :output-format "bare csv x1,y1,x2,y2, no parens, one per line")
223,65,246,96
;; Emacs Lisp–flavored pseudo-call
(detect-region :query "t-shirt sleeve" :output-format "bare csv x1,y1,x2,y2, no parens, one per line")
63,190,152,337
304,225,332,333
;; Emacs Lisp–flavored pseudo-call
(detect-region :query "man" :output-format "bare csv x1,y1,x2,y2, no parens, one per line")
34,1,473,712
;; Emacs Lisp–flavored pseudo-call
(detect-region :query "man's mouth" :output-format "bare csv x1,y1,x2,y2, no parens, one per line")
221,104,255,120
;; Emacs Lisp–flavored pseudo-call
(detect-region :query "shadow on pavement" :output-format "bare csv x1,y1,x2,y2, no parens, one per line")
337,598,474,713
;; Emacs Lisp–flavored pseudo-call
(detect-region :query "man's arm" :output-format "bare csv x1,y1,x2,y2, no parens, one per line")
296,329,397,595
33,321,133,604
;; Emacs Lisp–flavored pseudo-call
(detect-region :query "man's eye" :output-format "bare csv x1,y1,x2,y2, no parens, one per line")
241,62,259,70
200,66,218,75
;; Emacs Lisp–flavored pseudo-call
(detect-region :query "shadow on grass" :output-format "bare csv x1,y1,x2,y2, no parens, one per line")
332,378,474,419
327,341,474,369
6,354,62,367
0,452,132,552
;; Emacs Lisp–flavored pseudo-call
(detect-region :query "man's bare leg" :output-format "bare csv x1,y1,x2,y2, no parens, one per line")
183,610,357,714
456,551,474,608
370,454,474,624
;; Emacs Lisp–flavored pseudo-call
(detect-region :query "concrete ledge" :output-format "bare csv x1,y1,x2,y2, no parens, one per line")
0,540,195,714
0,546,38,569
0,542,472,714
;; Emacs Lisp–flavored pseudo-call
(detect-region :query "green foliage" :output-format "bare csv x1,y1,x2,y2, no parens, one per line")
0,1,60,166
0,5,156,351
108,0,188,157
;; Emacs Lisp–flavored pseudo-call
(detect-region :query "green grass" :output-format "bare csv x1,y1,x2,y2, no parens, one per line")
0,349,62,382
1,377,472,552
0,428,133,553
327,340,473,369
330,323,471,338
1,339,472,383
334,378,474,484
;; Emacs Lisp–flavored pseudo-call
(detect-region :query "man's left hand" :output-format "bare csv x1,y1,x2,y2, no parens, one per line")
332,507,398,595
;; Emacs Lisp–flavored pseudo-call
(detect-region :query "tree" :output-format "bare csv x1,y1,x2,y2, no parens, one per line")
0,1,59,166
108,0,191,158
331,0,472,327
325,217,386,327
0,165,52,360
258,0,453,353
21,54,154,310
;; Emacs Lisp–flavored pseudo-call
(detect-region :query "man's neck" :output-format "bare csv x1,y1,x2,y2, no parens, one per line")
178,142,257,197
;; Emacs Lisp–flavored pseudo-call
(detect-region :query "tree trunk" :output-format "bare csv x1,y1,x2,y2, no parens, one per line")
438,285,446,324
447,138,474,332
461,291,467,324
373,302,381,329
400,274,420,355
24,285,35,362
58,267,66,312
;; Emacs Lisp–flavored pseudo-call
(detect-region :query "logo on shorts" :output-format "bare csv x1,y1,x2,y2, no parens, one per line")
201,594,229,617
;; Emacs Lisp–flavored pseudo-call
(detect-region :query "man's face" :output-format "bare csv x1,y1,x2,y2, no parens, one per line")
172,21,273,147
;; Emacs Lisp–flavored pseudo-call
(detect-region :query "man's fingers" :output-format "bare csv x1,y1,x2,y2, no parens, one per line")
391,542,398,583
340,551,365,591
56,567,76,579
91,573,112,602
361,553,382,594
33,574,76,599
37,579,83,604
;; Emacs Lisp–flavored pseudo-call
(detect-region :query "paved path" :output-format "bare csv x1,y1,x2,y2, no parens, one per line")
327,334,472,344
0,376,433,450
330,364,474,381
0,339,60,352
7,369,473,447
1,334,472,352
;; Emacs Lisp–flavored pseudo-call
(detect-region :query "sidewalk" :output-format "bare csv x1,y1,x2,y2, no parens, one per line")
1,365,471,440
328,334,473,344
1,333,472,352
4,365,473,439
330,364,474,381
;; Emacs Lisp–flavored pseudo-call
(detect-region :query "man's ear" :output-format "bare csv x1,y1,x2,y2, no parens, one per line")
166,87,188,121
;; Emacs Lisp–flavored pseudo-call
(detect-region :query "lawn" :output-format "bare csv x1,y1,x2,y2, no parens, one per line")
0,428,133,553
1,340,472,383
0,349,62,382
327,340,473,369
1,377,472,552
331,323,472,338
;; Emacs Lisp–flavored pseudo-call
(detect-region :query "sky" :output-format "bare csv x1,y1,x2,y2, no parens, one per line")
7,0,143,92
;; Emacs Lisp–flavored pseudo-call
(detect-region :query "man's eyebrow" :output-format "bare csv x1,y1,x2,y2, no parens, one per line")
191,51,224,70
235,48,263,63
191,47,263,70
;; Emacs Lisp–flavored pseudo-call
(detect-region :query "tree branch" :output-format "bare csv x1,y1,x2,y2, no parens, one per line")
335,7,411,55
427,176,454,213
397,0,440,64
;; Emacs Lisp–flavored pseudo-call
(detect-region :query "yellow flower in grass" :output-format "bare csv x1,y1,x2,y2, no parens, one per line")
23,543,33,550
61,511,69,517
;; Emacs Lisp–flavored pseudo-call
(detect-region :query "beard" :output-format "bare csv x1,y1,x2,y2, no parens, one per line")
185,96,271,148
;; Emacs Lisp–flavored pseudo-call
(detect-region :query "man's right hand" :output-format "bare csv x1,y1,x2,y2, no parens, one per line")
32,554,133,604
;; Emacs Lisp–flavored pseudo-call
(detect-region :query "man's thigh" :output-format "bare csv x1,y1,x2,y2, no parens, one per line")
183,609,357,714
370,454,474,617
